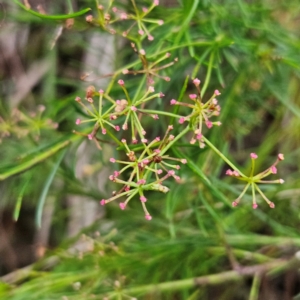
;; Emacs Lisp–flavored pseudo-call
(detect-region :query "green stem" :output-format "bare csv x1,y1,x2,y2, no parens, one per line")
201,50,215,97
202,136,246,177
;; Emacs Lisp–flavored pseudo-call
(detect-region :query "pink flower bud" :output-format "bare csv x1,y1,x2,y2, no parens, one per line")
159,92,165,98
166,52,171,58
140,196,147,202
168,170,175,176
139,49,146,55
278,153,284,160
279,179,284,184
118,79,124,86
154,0,159,5
86,15,93,23
250,153,258,159
168,125,173,130
252,203,258,209
131,106,137,111
181,159,187,164
170,99,177,105
145,214,152,221
122,123,128,130
125,186,130,191
100,199,106,206
158,20,164,25
75,118,81,125
232,201,238,207
138,30,144,36
269,202,275,208
226,169,233,176
114,171,120,177
122,69,129,74
75,96,81,102
148,35,154,41
155,137,160,141
152,114,159,120
270,166,277,174
102,128,107,134
232,170,240,176
141,138,148,143
88,134,93,140
157,169,163,174
119,202,126,210
196,134,202,140
87,97,93,103
121,138,126,143
214,90,221,96
179,117,185,124
132,138,138,144
193,78,201,86
115,125,120,131
120,12,127,20
99,89,104,94
189,94,197,100
110,158,116,163
164,76,171,81
205,120,213,129
137,179,146,185
148,86,155,93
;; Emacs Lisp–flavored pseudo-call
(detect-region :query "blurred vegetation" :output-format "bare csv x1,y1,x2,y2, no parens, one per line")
0,0,300,299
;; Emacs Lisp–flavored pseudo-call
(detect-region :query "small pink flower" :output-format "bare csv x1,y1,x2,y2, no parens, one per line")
181,159,187,164
141,138,148,143
196,134,202,140
164,76,171,81
279,179,284,184
153,0,159,6
148,86,155,93
112,7,118,12
137,179,146,185
86,15,93,23
193,78,201,86
88,134,93,140
214,90,221,96
139,49,146,55
169,135,174,141
100,199,106,206
157,169,163,174
252,203,258,209
179,117,185,124
132,138,138,144
125,186,130,191
168,170,175,176
154,149,160,153
170,99,177,105
102,128,107,134
278,153,284,161
158,20,164,25
145,214,152,221
120,12,127,19
122,123,128,130
121,138,126,143
114,171,120,177
270,166,277,174
87,97,93,103
205,120,213,129
166,52,171,58
75,118,81,125
142,129,146,135
155,137,160,141
138,30,144,36
110,158,116,163
250,153,258,159
99,89,104,94
119,202,126,210
232,201,238,207
142,7,148,13
148,35,154,41
75,96,81,102
269,202,275,208
189,94,197,100
115,125,120,131
122,69,129,74
118,79,124,86
131,106,137,111
226,169,233,176
159,92,165,98
152,114,159,120
168,125,173,130
140,196,147,202
232,170,239,176
190,138,196,145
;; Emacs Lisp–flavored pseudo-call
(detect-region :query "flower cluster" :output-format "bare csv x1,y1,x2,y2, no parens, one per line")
170,79,221,148
86,0,163,41
0,106,58,142
226,153,284,209
100,127,187,220
74,81,163,147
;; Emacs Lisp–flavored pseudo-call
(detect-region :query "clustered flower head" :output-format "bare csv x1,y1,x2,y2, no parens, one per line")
85,0,163,41
226,153,284,209
74,81,163,147
100,126,187,220
0,106,58,142
170,79,221,148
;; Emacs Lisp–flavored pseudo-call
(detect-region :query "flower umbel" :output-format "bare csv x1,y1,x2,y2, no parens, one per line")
226,153,284,209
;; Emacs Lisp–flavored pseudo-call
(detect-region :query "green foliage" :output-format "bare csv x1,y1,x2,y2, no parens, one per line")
0,0,300,299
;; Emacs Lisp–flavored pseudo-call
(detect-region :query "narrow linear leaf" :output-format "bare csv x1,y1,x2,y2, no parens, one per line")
13,175,32,221
14,0,91,20
35,148,67,228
